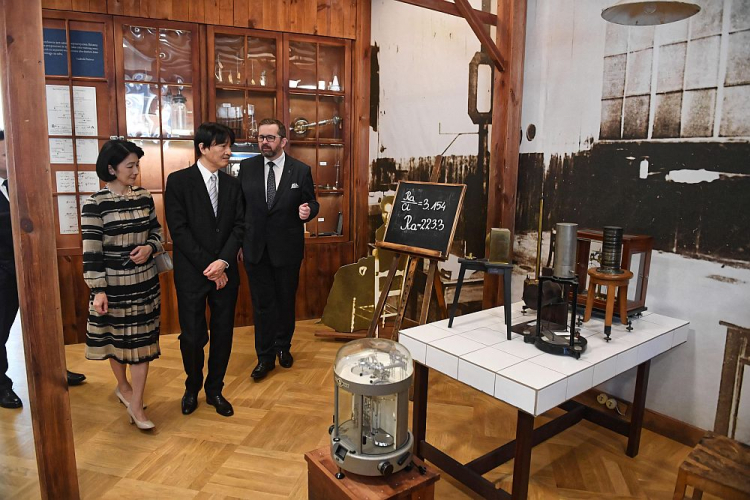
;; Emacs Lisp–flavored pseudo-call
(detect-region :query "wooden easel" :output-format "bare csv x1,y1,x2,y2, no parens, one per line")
367,156,458,340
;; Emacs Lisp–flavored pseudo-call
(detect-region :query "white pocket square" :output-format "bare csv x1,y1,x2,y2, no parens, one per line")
291,183,300,189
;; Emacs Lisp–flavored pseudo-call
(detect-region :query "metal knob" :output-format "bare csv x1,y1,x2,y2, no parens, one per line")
378,461,394,476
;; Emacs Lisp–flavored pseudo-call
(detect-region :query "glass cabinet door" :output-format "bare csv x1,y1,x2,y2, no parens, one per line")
285,36,350,241
116,19,202,243
42,12,117,252
209,28,282,144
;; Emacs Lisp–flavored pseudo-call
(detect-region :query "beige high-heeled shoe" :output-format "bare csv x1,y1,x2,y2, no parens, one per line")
126,405,155,430
115,387,147,409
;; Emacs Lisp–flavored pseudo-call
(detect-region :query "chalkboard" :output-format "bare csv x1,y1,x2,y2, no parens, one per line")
378,181,466,260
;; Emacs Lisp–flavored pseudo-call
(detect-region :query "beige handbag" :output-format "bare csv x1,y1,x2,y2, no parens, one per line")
153,252,173,274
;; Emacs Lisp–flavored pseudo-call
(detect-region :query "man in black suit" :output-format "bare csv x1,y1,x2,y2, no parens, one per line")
239,118,319,381
165,123,245,416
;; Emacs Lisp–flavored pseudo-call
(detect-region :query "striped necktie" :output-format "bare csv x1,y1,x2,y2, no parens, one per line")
208,174,218,216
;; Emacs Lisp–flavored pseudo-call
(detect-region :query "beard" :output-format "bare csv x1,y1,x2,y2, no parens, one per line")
261,145,279,158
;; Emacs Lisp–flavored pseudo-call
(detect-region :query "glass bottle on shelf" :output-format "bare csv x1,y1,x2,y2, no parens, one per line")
171,88,188,135
247,103,258,139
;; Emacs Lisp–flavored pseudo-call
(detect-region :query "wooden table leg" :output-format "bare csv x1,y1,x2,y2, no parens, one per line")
627,360,651,457
412,362,429,459
604,284,616,337
512,410,535,500
618,285,629,324
448,264,467,327
584,278,596,321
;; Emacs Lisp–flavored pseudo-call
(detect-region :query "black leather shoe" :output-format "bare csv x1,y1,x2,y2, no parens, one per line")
0,388,22,409
206,393,234,417
251,361,275,381
66,370,86,386
278,350,294,369
181,391,198,415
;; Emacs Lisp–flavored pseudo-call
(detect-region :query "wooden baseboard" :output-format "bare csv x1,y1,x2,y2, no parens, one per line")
577,389,705,447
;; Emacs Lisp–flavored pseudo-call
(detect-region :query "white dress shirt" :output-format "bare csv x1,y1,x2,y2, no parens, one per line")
195,160,229,269
0,177,9,202
263,152,285,204
196,160,219,197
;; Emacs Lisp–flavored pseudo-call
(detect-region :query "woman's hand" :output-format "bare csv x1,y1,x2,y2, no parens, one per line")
93,292,108,314
129,245,154,265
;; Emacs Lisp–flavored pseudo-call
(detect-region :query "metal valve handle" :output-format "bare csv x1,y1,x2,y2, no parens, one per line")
292,116,342,136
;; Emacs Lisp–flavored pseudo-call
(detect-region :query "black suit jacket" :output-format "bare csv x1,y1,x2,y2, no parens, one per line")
238,154,319,267
165,164,245,291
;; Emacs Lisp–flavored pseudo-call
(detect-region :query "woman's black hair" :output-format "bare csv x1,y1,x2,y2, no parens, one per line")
95,140,144,182
194,122,235,158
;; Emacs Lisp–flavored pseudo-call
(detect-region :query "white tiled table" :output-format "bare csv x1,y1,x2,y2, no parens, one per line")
400,302,689,500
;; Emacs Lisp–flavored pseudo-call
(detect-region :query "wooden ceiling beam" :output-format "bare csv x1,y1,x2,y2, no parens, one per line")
453,0,506,71
396,0,498,27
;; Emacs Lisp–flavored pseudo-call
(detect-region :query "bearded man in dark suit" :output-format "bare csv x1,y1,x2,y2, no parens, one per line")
165,122,245,416
238,118,318,381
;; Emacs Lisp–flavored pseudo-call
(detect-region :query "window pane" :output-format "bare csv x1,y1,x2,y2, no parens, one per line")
600,99,623,139
657,43,686,93
725,30,750,86
602,54,626,99
626,49,652,96
289,41,316,89
123,26,157,81
124,83,160,137
681,88,715,137
623,95,650,139
248,36,277,88
159,29,193,84
720,85,750,137
214,34,245,85
685,35,720,90
653,92,682,138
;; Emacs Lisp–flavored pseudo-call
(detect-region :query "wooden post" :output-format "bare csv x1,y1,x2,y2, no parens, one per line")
353,0,372,260
484,0,527,309
0,1,80,498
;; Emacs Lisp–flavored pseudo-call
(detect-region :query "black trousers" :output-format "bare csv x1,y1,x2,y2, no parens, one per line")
245,249,301,364
0,260,19,390
176,281,238,396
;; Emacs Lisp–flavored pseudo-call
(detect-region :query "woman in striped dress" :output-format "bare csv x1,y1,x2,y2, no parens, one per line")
82,140,163,430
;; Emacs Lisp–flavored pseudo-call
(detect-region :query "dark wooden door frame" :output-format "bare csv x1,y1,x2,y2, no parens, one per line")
0,0,80,498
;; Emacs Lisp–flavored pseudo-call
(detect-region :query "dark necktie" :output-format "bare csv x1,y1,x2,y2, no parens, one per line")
267,162,276,209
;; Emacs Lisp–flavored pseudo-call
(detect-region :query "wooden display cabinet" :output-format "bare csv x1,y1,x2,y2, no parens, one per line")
285,35,351,241
114,18,203,244
42,11,118,255
575,229,653,315
207,27,283,142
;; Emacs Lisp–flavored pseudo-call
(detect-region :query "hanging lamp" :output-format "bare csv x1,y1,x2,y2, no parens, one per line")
602,0,701,26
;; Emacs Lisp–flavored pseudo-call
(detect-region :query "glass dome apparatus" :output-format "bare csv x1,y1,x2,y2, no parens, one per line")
330,338,414,478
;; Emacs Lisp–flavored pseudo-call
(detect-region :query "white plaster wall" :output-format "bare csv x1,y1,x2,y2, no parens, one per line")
370,0,488,159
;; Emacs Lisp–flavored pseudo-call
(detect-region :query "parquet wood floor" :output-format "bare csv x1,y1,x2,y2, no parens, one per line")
0,320,704,499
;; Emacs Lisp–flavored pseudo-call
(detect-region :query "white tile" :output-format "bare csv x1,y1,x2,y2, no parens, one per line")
432,335,484,356
495,374,536,414
672,325,689,347
458,359,495,395
641,313,689,331
566,366,594,399
460,327,512,346
426,346,458,378
637,332,674,364
531,353,592,376
401,324,457,344
499,361,567,390
493,337,546,361
615,346,640,374
592,356,619,385
536,379,569,415
398,336,426,364
462,347,525,372
433,313,499,334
